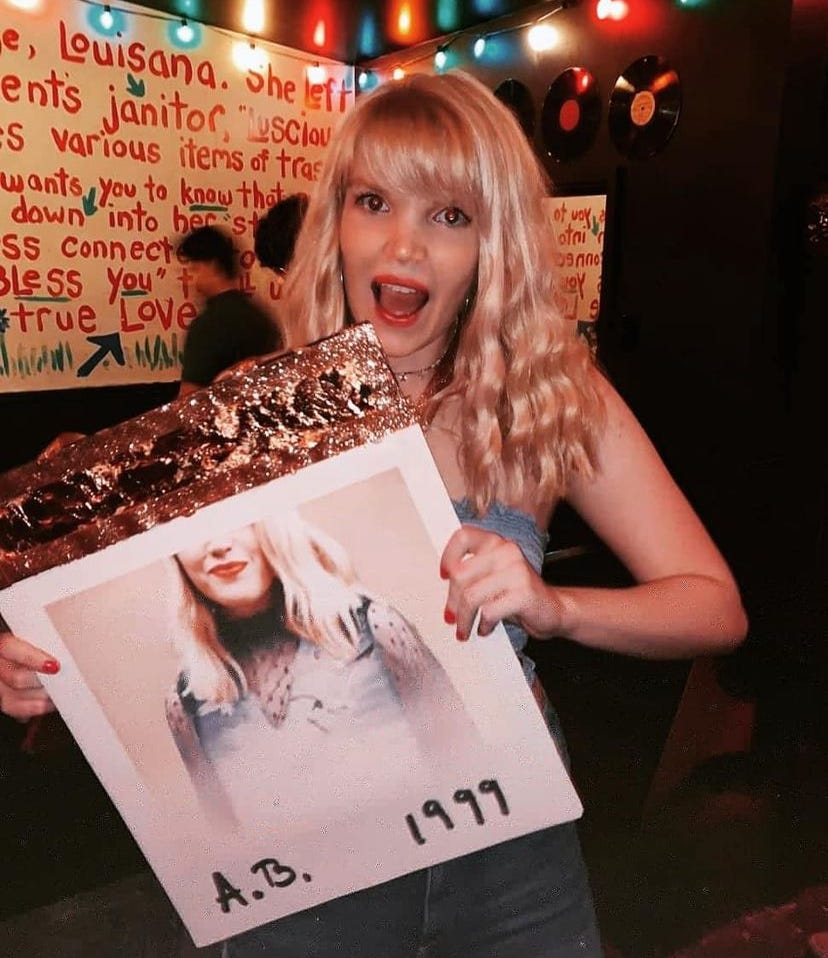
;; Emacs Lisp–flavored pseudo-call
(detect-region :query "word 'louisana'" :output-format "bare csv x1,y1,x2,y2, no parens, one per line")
58,20,218,90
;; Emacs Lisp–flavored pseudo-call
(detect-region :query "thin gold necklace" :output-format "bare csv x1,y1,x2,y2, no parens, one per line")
393,341,452,383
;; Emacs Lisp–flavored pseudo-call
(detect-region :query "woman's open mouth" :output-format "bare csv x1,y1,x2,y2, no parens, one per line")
371,279,429,325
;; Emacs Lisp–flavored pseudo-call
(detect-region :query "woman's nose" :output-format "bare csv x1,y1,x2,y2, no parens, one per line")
204,539,233,557
387,216,426,263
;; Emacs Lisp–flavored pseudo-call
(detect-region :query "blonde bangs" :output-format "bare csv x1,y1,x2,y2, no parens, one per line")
341,91,482,217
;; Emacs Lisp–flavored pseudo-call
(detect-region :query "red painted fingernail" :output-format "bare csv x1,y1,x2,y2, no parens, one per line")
456,628,467,642
444,608,456,625
439,566,449,580
41,659,60,675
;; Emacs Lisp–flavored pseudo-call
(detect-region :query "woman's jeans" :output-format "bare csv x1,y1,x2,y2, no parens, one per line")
223,820,603,958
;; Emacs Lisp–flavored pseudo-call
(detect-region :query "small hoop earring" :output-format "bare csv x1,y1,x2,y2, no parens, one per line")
460,274,477,321
339,266,356,326
459,291,475,322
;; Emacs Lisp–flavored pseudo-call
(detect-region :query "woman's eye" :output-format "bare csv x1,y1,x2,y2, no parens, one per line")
355,192,387,213
435,206,470,227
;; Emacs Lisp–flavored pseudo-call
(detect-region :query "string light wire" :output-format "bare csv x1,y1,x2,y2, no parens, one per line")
362,0,573,77
61,0,345,74
17,0,580,81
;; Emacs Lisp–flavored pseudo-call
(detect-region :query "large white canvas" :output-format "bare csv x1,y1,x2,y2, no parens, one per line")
0,425,582,946
0,0,353,392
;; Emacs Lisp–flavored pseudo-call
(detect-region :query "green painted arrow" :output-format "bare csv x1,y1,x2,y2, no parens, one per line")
126,73,145,97
82,186,98,216
78,332,125,378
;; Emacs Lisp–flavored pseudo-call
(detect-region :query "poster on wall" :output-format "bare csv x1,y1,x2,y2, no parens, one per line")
0,325,582,946
0,0,353,393
544,194,606,352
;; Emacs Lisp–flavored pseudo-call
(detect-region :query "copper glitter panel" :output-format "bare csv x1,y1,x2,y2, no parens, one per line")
0,324,414,588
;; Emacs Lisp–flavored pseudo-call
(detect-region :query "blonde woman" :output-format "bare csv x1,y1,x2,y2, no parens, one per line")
165,511,467,825
1,71,747,956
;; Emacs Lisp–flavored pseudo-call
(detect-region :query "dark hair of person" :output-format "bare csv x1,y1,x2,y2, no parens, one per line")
178,226,238,279
254,194,310,273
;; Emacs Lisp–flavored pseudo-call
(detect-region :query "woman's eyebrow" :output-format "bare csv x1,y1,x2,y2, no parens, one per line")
346,177,376,192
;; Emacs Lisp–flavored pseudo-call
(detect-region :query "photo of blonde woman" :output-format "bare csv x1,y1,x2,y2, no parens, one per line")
164,510,476,826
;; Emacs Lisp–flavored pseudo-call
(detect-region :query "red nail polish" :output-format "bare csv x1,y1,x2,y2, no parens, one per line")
444,608,456,625
456,628,467,642
41,659,60,675
439,566,449,580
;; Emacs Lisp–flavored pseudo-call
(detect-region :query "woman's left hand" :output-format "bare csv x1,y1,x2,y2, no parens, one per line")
441,526,560,642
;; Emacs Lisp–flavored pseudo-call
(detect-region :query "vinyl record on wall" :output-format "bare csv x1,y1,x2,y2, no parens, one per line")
541,67,601,162
608,55,682,160
493,78,536,141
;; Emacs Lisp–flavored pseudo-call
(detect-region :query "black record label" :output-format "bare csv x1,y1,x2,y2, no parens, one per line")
541,67,601,162
608,55,681,160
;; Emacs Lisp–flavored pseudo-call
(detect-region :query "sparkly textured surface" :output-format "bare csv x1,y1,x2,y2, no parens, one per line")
0,325,414,588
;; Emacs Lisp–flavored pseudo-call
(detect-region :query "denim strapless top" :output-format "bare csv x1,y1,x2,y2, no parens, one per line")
452,498,547,685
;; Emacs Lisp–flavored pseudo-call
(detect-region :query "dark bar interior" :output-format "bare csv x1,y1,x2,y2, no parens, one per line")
0,0,825,955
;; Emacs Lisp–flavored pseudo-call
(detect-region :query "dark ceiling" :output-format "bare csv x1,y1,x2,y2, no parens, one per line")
133,0,539,65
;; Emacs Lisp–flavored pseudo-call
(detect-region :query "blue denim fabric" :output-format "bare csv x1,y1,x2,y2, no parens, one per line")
452,499,547,688
223,822,603,958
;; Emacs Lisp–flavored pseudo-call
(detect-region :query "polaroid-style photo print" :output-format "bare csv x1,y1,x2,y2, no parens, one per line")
0,328,582,945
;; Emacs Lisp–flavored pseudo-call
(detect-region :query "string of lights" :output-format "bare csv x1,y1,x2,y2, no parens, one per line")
4,0,344,79
357,0,574,90
357,0,708,89
6,0,710,86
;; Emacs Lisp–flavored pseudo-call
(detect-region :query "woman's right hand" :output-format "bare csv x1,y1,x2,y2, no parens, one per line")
0,632,58,720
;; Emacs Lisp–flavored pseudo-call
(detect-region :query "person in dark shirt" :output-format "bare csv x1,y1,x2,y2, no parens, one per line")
177,226,281,396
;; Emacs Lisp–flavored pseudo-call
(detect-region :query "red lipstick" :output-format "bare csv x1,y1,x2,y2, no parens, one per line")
208,561,247,578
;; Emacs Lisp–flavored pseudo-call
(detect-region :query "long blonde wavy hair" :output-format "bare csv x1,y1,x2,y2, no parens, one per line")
170,512,372,709
280,70,604,513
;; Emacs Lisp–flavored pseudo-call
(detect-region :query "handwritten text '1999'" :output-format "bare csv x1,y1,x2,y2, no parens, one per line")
405,779,509,845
